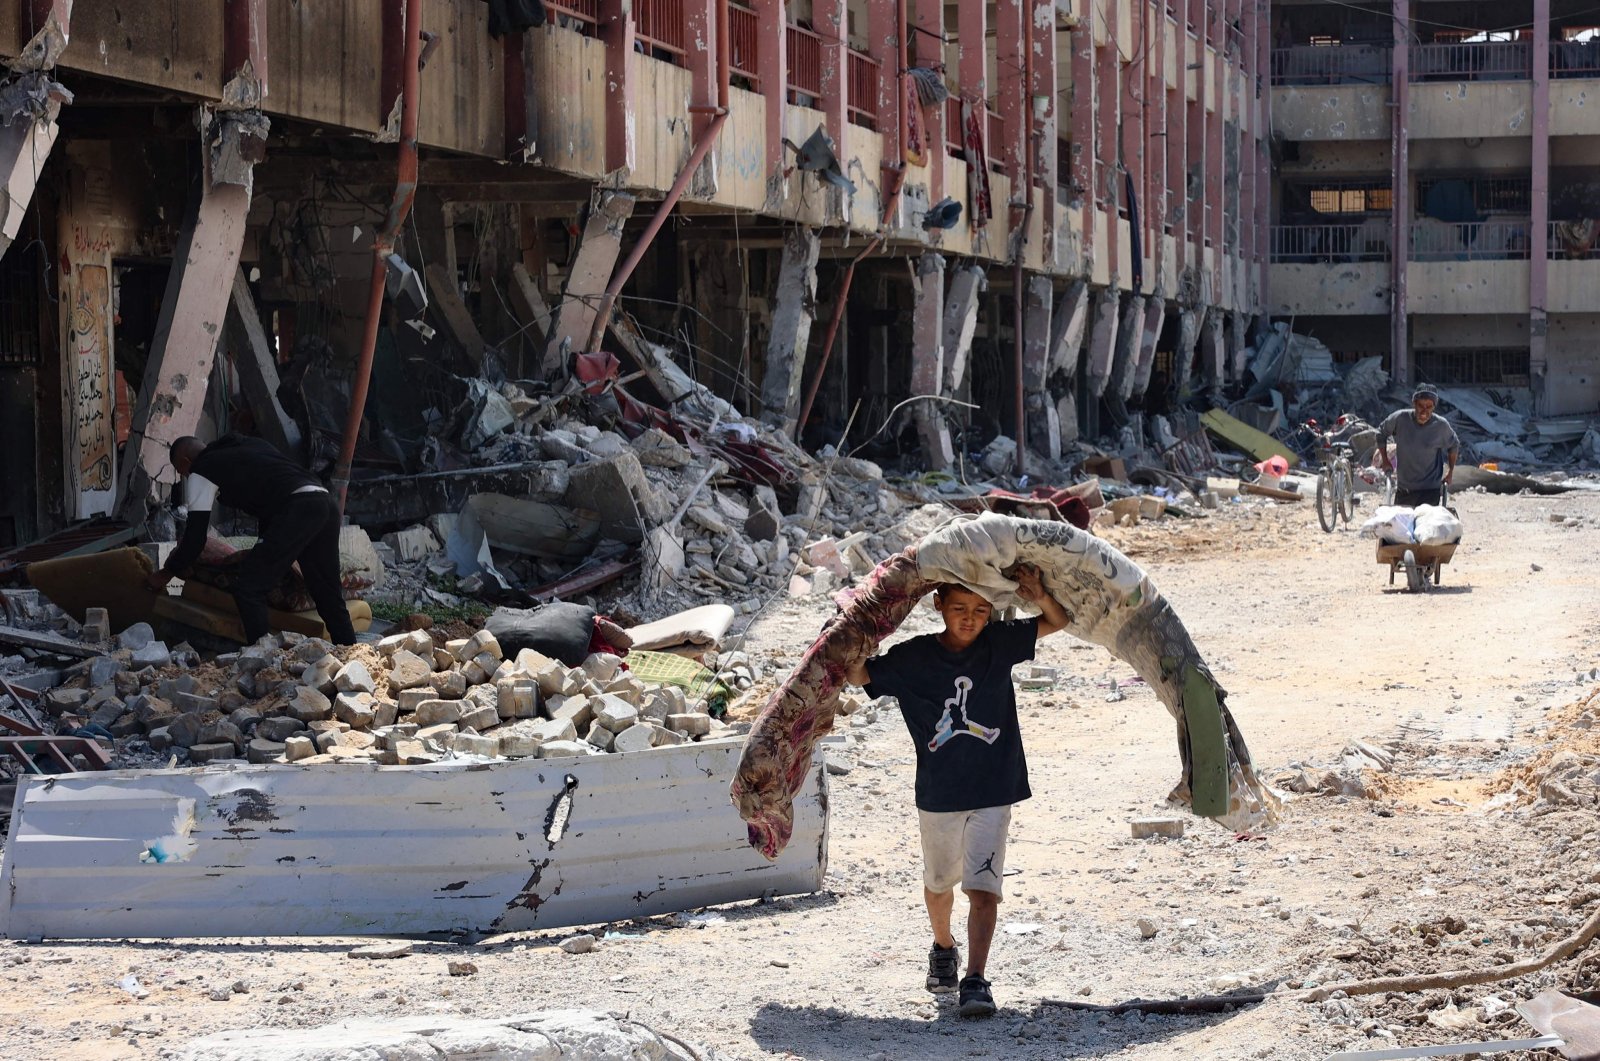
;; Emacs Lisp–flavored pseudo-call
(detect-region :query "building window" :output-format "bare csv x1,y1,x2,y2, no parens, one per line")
1416,348,1531,387
1306,183,1392,215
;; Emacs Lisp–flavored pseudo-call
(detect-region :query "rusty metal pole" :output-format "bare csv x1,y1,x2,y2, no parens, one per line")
334,0,422,514
1012,0,1035,475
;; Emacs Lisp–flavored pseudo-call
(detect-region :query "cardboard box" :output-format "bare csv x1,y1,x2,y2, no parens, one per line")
1081,456,1127,481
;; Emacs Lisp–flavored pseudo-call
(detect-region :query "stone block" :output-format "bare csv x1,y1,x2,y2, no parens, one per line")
546,694,594,733
257,716,305,742
304,653,342,693
585,725,615,752
1130,818,1187,840
653,726,687,746
108,714,143,738
458,704,499,732
453,733,501,757
496,678,540,719
432,648,456,671
666,713,711,737
514,648,556,676
461,660,490,686
86,655,120,687
167,712,205,749
592,696,639,733
117,622,156,651
334,660,377,695
287,686,333,723
378,630,432,657
339,730,377,751
564,451,670,543
292,638,334,663
133,695,177,727
334,693,376,729
444,638,472,661
414,699,462,726
582,653,624,682
537,739,589,759
284,735,315,762
148,727,173,751
188,742,238,764
393,739,433,764
247,738,286,764
432,670,468,699
465,630,502,661
498,730,543,757
382,525,441,563
388,650,434,690
397,688,432,712
371,698,399,729
612,724,658,753
313,730,342,754
173,691,218,715
130,641,171,669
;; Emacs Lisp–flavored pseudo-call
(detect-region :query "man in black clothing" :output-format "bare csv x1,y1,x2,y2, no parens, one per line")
144,435,357,646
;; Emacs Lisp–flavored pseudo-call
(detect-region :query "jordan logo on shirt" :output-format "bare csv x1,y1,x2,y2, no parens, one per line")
927,676,1001,752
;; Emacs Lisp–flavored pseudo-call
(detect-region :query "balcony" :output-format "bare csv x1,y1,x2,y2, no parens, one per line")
546,0,599,34
634,0,688,62
1411,219,1531,262
1411,41,1531,83
729,4,758,89
847,47,880,129
1270,44,1391,86
1270,222,1390,263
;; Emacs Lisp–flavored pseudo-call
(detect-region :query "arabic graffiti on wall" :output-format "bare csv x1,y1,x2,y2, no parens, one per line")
62,220,116,517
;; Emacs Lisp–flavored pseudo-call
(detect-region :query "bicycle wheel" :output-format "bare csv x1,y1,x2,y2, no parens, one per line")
1338,462,1357,523
1315,468,1336,533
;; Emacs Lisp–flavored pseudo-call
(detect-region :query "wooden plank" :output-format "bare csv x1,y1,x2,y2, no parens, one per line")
423,262,486,368
507,262,553,346
1200,408,1300,467
529,557,640,604
0,626,98,659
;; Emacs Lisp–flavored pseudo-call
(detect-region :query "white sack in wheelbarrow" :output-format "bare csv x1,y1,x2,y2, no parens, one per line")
1411,504,1464,546
1358,506,1417,545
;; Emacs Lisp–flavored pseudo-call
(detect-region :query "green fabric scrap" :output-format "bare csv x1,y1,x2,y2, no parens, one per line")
625,650,732,718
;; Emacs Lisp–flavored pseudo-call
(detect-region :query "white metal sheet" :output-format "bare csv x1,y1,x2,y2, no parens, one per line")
0,741,827,939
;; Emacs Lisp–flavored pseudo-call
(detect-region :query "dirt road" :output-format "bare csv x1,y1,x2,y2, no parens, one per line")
3,487,1599,1059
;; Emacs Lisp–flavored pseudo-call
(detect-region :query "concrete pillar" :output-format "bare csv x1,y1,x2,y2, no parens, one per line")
815,0,849,149
1021,275,1053,391
754,0,788,203
119,108,266,517
1111,294,1148,403
760,227,821,434
1530,0,1551,412
1230,308,1250,383
1200,307,1225,399
600,0,636,176
1029,0,1057,265
1068,0,1095,265
996,0,1028,194
1086,287,1120,398
542,191,636,376
1174,307,1201,399
911,253,954,469
1049,279,1090,379
225,268,301,456
1390,0,1411,385
942,262,985,394
1132,296,1166,398
1057,391,1080,446
0,2,73,262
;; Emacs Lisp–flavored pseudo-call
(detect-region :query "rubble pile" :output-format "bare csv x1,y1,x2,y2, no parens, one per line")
1490,684,1600,811
32,620,756,769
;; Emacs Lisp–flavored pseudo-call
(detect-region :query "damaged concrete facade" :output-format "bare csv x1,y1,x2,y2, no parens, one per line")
0,0,1266,546
1270,0,1600,417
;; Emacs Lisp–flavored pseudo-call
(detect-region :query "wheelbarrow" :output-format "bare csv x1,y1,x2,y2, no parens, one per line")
1377,540,1458,592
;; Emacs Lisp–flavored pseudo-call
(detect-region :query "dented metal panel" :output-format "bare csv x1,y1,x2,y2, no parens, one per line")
0,741,827,940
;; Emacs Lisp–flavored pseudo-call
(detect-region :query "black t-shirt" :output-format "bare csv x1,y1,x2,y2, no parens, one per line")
864,618,1038,813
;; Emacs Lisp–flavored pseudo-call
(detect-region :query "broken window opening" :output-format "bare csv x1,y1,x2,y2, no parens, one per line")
1416,348,1531,389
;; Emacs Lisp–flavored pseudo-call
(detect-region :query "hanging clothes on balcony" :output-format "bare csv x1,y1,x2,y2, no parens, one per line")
487,0,546,38
1125,172,1143,292
904,67,949,169
960,99,992,229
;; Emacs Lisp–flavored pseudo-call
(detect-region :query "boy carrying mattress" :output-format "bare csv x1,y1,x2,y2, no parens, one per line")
843,566,1068,1017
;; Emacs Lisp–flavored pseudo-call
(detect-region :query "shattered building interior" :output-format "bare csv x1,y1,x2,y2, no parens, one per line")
0,0,1269,548
1271,0,1600,417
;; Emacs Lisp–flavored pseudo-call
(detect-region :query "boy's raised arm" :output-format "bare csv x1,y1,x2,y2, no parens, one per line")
844,658,872,688
1013,564,1070,638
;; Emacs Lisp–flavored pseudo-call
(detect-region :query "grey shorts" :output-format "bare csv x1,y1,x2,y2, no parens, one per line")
917,805,1012,898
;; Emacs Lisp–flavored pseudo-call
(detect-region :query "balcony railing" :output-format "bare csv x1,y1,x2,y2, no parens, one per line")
634,0,687,62
1549,220,1600,259
847,48,879,128
1552,39,1600,78
545,0,599,34
1270,44,1391,86
1411,41,1531,83
787,23,822,106
1271,222,1391,263
1411,219,1531,261
729,4,759,89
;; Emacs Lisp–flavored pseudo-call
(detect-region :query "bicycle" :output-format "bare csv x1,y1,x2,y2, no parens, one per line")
1309,424,1357,533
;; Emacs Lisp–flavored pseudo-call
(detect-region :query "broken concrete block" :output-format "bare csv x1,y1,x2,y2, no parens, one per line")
130,641,171,669
166,712,205,749
631,427,692,468
563,451,669,543
381,525,441,563
258,716,305,742
432,670,468,699
416,722,458,747
496,678,540,719
521,716,576,744
498,727,543,757
304,654,342,694
378,630,433,657
117,622,156,652
602,677,642,707
432,648,456,672
444,638,472,661
613,723,656,753
334,660,377,695
653,726,688,747
388,650,434,690
133,694,177,727
287,686,333,723
582,653,624,682
81,607,111,644
371,698,398,729
189,742,239,764
396,688,433,713
585,725,615,752
514,648,556,677
173,691,218,715
666,713,711,737
334,693,376,729
392,739,433,764
538,739,589,759
313,729,344,754
461,659,490,686
413,699,463,726
686,504,730,536
465,630,502,662
592,696,638,733
545,694,594,733
247,738,286,764
284,735,315,762
1130,818,1187,840
458,704,499,732
453,733,501,757
199,719,245,751
533,661,569,698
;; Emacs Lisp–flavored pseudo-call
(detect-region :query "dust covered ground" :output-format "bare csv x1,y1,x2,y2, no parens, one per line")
3,486,1600,1060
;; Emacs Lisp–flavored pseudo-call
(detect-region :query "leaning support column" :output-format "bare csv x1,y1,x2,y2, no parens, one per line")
1131,296,1165,398
119,16,268,520
760,226,821,434
542,191,637,377
1199,307,1226,400
0,1,73,262
1230,308,1250,383
1085,287,1120,398
910,253,955,469
1021,275,1058,460
1174,307,1201,400
225,268,301,456
941,262,985,394
1049,279,1090,380
1111,294,1148,403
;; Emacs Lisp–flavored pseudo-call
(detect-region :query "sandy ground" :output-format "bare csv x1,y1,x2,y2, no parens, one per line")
3,485,1600,1060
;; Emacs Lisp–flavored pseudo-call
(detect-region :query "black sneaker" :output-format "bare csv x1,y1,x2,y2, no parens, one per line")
958,974,996,1017
926,944,959,993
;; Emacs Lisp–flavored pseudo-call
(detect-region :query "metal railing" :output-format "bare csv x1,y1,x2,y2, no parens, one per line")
1552,39,1600,78
1410,219,1532,261
634,0,687,61
1270,44,1391,85
1549,220,1600,259
545,0,599,33
847,48,879,128
787,23,823,105
729,4,759,89
946,96,965,155
1270,223,1392,263
1411,41,1531,82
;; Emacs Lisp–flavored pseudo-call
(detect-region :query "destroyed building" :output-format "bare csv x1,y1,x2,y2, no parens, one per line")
1271,0,1600,417
0,0,1268,548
